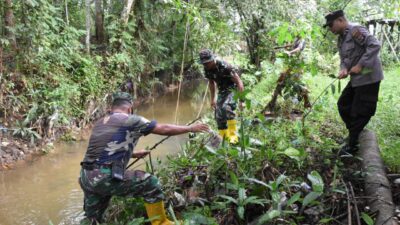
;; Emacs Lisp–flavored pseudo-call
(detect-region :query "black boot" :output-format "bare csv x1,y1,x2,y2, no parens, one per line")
338,144,359,157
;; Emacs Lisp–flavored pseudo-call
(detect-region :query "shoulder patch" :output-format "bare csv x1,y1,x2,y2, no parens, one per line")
351,26,368,44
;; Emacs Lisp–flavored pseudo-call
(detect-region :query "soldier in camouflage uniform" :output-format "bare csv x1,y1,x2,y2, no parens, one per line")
265,35,311,113
79,92,209,224
324,10,383,156
199,49,244,144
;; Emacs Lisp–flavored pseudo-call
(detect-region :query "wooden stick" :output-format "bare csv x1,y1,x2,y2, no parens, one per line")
348,182,362,225
382,28,400,62
343,180,353,225
196,81,209,119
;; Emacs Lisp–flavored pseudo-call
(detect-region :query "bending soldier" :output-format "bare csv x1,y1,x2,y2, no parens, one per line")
79,92,209,224
199,49,244,144
265,35,311,114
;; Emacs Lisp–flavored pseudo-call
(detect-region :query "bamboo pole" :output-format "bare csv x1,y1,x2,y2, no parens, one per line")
382,28,400,63
174,0,192,124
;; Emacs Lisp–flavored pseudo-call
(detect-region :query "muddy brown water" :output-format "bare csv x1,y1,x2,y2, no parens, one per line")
0,87,208,225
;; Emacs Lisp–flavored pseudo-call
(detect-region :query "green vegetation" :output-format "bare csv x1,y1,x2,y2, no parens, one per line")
102,65,399,224
0,0,399,224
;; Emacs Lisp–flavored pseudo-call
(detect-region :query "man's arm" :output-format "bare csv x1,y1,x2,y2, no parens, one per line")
338,38,349,79
354,27,381,69
151,123,209,136
348,27,381,75
287,39,305,55
209,80,217,109
231,72,244,92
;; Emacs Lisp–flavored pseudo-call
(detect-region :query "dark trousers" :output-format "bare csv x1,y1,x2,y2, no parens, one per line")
337,81,380,147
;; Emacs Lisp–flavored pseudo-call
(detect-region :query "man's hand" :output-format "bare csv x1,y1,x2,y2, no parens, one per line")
132,149,150,159
189,123,209,133
338,68,349,79
349,64,362,75
211,100,216,110
284,50,292,56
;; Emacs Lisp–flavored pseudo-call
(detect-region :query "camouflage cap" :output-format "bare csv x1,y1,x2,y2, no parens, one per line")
199,49,215,64
112,92,133,104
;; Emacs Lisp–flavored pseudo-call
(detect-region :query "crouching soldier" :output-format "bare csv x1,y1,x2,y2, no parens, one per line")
79,92,209,224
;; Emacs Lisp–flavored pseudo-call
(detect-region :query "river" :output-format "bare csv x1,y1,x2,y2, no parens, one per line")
0,85,208,225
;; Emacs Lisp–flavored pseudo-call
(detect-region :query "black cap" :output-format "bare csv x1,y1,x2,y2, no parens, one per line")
112,92,133,104
323,10,345,28
199,49,215,64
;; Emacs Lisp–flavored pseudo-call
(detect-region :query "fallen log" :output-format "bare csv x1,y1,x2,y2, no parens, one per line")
358,129,398,225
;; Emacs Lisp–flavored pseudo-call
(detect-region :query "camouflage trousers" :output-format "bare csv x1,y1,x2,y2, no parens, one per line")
79,167,164,223
215,91,237,129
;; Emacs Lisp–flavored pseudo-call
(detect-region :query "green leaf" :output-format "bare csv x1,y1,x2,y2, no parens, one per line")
361,212,374,225
330,83,336,94
238,188,246,203
237,206,245,219
246,178,272,190
245,99,251,109
219,195,238,205
244,196,266,206
307,171,324,192
181,212,216,225
287,192,301,206
276,174,287,186
229,171,239,186
257,210,281,225
319,218,333,223
283,147,300,161
31,131,42,139
310,64,318,76
302,191,321,208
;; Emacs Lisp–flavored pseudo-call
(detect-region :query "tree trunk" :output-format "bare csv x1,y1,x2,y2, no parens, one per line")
121,0,135,25
94,0,105,43
85,0,91,53
4,0,17,51
231,0,261,69
64,0,69,25
358,130,397,225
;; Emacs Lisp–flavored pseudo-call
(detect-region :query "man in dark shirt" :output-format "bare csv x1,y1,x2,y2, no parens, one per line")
199,49,244,144
79,92,209,225
324,10,384,155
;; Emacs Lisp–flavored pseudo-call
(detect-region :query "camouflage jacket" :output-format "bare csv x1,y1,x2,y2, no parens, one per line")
204,59,237,92
82,113,156,168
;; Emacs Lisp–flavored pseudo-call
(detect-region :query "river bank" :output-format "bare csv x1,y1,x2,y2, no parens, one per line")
0,76,206,170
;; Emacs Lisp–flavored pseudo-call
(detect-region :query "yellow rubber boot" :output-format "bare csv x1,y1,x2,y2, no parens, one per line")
227,120,239,144
218,129,228,140
144,201,174,225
